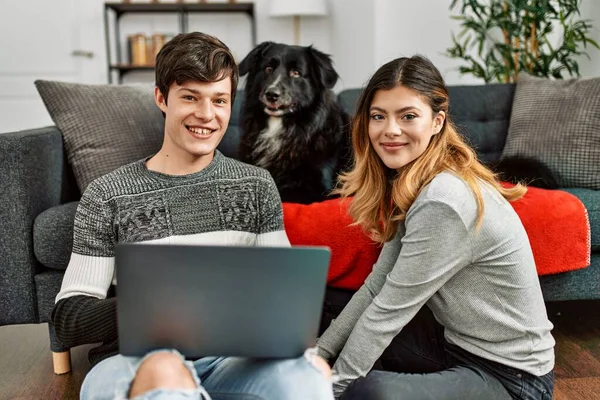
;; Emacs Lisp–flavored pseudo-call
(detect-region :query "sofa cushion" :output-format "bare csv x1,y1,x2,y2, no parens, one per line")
33,202,78,270
448,84,515,165
35,270,67,322
283,187,590,292
337,88,362,117
540,255,600,302
218,89,244,159
337,85,515,165
35,80,165,192
502,73,600,190
283,198,379,290
561,188,600,251
35,81,245,192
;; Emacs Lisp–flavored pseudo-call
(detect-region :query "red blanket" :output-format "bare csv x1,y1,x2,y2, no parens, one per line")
283,186,591,290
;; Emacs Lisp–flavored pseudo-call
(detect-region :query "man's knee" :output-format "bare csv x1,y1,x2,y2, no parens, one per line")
129,352,197,398
269,358,334,400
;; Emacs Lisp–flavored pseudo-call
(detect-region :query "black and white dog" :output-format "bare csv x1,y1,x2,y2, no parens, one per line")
492,156,559,189
238,42,351,204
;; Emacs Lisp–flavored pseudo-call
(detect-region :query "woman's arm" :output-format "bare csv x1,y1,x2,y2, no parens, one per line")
331,199,473,397
316,231,404,360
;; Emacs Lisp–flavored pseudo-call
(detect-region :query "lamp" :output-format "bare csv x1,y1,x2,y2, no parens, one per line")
269,0,328,45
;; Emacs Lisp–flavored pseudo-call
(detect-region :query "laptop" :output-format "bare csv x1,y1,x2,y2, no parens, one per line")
115,243,330,359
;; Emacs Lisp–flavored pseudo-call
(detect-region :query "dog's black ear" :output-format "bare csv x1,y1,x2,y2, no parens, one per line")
308,47,339,89
239,42,275,76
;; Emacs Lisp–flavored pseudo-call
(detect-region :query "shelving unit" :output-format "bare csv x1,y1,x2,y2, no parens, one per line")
103,1,256,83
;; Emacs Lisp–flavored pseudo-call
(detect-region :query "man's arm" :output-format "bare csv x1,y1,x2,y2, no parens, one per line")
255,174,291,247
52,296,117,346
51,181,118,347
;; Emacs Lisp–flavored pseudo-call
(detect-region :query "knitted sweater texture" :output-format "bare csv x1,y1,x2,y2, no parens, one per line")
52,151,290,365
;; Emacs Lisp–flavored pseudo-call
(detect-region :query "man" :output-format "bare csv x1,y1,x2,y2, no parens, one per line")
52,32,333,400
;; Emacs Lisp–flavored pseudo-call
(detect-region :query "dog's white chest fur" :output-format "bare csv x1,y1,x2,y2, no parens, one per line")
253,117,284,167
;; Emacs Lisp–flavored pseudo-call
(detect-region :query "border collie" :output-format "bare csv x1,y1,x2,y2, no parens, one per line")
238,42,351,204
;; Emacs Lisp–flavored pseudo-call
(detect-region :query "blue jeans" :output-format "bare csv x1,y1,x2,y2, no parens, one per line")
80,349,333,400
341,345,554,400
321,287,554,400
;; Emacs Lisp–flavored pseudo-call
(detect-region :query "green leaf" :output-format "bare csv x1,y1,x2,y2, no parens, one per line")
586,38,600,50
445,0,599,82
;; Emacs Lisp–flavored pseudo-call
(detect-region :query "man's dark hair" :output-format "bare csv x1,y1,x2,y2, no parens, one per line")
155,32,238,103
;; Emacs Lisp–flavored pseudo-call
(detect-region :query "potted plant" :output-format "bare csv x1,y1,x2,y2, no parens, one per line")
445,0,600,83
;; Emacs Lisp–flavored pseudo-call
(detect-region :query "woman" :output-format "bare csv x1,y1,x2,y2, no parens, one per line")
317,56,555,399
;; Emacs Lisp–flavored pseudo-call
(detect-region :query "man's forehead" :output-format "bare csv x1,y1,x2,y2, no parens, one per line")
171,78,232,94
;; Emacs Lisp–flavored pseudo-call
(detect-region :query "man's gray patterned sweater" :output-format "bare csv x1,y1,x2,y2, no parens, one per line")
52,151,290,365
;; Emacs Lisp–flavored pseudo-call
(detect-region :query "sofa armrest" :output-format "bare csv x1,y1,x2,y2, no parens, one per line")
0,126,79,325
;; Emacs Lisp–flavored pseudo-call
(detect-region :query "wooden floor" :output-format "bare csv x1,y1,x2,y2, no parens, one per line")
1,300,600,399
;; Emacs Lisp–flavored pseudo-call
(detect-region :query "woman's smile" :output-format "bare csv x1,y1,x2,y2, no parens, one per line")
381,142,409,151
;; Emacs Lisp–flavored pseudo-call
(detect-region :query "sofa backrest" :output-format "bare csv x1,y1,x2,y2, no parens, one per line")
218,90,245,159
64,84,517,198
336,83,516,166
447,84,515,165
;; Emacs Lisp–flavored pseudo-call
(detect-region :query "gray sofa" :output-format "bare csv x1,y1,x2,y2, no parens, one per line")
1,84,599,374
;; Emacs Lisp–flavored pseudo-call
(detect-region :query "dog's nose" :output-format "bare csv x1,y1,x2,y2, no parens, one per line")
265,90,280,103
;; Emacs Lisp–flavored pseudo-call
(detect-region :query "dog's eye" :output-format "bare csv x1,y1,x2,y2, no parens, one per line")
265,66,273,74
289,70,301,78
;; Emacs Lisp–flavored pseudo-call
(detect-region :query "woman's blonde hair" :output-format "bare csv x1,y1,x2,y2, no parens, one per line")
336,55,526,244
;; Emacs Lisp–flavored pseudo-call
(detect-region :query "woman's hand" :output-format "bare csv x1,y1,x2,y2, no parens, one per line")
305,348,333,380
312,355,333,379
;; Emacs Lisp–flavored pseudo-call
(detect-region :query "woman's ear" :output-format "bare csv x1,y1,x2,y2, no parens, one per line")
433,111,446,134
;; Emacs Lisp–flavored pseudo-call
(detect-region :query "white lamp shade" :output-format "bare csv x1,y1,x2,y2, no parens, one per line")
269,0,328,17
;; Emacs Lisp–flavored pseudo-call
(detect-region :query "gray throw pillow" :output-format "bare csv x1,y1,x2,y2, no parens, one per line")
502,73,600,190
35,80,164,192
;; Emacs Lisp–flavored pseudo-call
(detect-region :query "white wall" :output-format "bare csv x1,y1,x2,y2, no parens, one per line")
67,0,600,88
370,0,600,86
0,0,332,132
373,0,481,85
577,0,600,77
112,0,332,84
1,0,599,132
329,0,376,90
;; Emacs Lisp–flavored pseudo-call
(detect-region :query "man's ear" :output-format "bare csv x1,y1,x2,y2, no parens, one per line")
433,111,446,134
154,86,167,114
308,46,338,89
239,41,275,76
